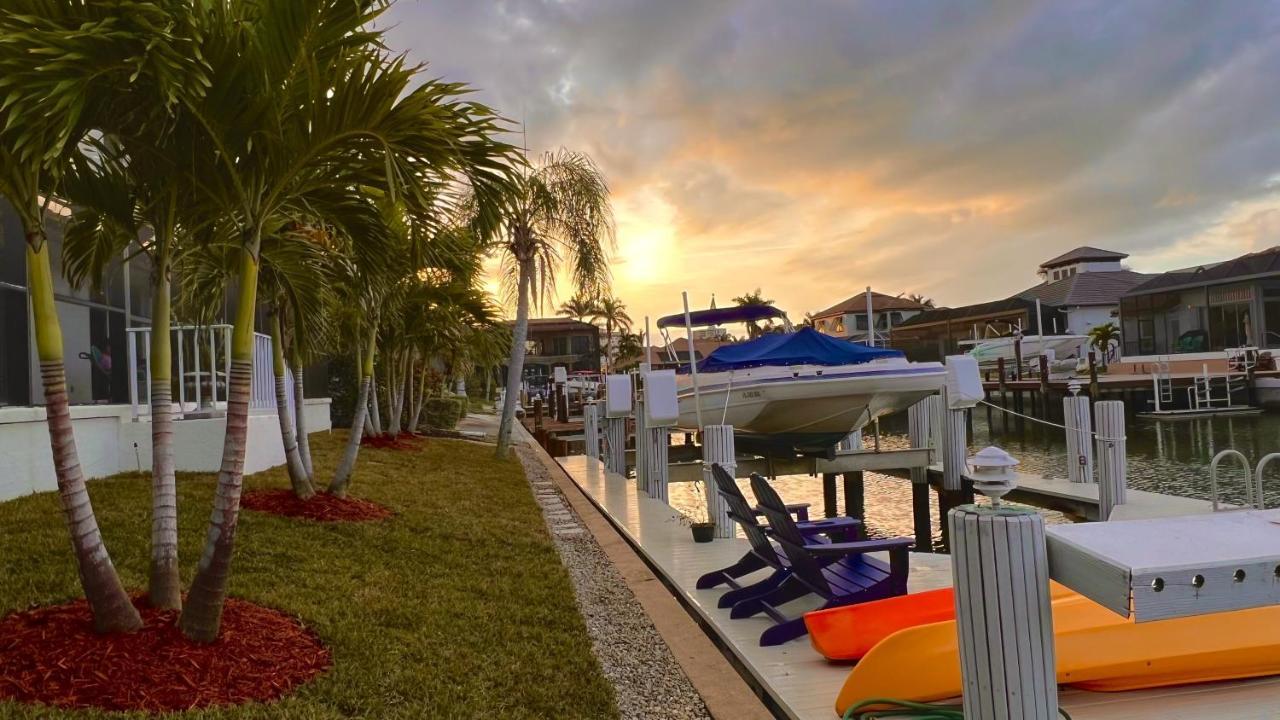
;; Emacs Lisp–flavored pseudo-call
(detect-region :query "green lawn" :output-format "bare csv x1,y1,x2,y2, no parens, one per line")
0,432,618,719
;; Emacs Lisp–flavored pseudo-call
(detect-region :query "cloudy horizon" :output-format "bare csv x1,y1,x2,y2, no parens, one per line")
380,1,1280,325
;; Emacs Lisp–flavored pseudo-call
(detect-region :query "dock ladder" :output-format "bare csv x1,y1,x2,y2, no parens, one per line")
1210,449,1276,511
1151,359,1174,411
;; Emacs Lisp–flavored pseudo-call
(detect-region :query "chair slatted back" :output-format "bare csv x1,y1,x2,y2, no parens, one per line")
749,474,831,595
710,464,775,560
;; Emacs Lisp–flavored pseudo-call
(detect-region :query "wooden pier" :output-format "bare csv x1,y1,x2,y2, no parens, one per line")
554,452,1280,720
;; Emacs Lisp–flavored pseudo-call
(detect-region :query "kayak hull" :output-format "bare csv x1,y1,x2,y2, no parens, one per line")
835,598,1280,715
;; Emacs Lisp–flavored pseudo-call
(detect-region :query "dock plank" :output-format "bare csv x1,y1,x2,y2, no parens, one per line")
556,454,1280,719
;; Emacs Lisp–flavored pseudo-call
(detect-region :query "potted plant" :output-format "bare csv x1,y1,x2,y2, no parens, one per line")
683,479,717,543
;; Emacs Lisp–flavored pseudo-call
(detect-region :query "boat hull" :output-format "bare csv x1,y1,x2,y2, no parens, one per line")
675,364,945,456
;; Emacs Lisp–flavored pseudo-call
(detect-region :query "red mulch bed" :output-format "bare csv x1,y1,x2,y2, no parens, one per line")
241,489,394,522
360,432,424,450
0,596,330,713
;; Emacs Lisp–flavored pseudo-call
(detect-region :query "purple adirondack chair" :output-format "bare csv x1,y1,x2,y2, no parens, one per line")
732,473,912,647
695,464,862,609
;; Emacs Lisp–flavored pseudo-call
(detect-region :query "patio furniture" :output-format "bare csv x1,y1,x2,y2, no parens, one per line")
732,474,912,646
696,464,861,609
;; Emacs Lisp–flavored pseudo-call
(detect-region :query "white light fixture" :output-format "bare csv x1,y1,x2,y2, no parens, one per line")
1067,378,1082,396
967,446,1020,507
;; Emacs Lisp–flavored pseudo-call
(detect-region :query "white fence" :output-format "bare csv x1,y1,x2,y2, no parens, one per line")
126,325,288,420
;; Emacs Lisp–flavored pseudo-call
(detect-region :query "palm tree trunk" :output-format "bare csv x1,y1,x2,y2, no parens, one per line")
410,360,428,431
496,258,533,457
291,358,314,481
181,243,260,643
387,351,402,436
605,318,613,372
330,326,376,497
369,367,383,436
271,313,313,499
27,239,141,633
148,268,181,610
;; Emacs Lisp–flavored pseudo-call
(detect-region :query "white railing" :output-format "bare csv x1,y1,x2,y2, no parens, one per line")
126,325,284,420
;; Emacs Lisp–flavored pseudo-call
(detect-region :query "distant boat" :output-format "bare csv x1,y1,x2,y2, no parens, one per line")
656,307,945,457
959,334,1087,366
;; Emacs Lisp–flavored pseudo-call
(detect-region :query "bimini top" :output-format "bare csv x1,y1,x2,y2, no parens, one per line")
656,305,786,329
687,327,903,373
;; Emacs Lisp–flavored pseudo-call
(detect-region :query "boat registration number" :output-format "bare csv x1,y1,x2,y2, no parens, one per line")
741,390,763,399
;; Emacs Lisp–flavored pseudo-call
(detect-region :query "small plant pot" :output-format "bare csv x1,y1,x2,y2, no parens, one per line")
690,523,716,543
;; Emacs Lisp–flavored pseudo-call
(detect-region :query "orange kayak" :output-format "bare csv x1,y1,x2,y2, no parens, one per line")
807,583,1075,662
835,596,1280,716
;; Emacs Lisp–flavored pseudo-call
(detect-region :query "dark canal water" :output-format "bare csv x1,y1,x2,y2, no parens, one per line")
669,407,1280,550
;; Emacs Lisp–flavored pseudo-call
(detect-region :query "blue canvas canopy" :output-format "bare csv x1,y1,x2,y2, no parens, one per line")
688,328,903,373
656,305,787,329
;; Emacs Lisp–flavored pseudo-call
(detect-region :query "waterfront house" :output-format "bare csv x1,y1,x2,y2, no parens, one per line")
810,290,930,345
0,199,332,503
507,318,602,390
892,246,1149,361
1117,246,1280,364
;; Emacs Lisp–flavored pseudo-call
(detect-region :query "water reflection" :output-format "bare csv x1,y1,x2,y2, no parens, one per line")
667,408,1280,552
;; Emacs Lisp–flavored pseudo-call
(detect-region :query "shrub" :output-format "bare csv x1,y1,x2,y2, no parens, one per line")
420,397,464,430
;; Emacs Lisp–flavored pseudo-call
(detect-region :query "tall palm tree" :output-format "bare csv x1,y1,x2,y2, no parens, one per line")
613,331,645,371
559,294,599,323
0,0,204,632
488,150,615,458
175,0,516,642
733,288,775,339
593,296,632,371
1089,322,1120,368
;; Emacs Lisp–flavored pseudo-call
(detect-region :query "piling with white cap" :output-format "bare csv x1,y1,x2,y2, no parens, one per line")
635,388,649,493
701,424,736,538
583,401,600,460
1095,400,1127,520
950,446,1058,719
1063,382,1093,484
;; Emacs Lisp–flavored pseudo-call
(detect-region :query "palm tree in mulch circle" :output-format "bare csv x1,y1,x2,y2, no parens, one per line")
593,295,632,372
0,0,208,633
170,0,517,643
489,150,617,459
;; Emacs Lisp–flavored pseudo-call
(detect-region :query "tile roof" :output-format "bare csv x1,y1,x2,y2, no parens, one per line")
812,290,929,319
1039,246,1129,269
897,297,1043,328
1124,246,1280,296
1018,270,1152,307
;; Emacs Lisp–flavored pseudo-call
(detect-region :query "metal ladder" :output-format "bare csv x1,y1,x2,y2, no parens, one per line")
1151,359,1174,410
1209,449,1274,511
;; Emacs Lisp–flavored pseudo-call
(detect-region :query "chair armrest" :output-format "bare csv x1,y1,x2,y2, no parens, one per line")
803,537,914,557
751,502,812,522
796,517,860,534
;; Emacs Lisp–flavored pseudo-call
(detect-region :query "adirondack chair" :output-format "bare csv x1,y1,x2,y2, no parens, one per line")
696,464,862,609
734,473,912,646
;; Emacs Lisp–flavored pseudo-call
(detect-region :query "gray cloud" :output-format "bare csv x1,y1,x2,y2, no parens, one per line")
381,0,1280,318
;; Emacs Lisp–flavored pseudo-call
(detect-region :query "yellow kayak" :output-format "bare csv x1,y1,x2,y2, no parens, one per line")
836,595,1280,715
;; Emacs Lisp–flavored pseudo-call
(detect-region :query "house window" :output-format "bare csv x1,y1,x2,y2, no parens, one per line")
571,335,591,354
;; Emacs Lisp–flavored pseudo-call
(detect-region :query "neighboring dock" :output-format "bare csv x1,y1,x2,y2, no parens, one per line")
555,453,1280,720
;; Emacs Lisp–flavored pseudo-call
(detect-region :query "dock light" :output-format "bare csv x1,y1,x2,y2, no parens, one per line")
967,446,1020,507
1068,378,1082,396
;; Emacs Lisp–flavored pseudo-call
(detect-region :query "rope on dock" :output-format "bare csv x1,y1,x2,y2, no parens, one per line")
976,399,1125,443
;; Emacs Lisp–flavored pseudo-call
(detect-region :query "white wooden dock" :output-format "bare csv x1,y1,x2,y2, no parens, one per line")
556,454,1280,719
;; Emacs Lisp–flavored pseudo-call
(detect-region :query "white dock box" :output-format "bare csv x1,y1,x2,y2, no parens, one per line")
643,370,679,425
553,366,568,384
604,374,633,418
944,355,983,409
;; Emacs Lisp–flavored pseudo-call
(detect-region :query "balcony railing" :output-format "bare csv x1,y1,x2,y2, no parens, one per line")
126,325,291,421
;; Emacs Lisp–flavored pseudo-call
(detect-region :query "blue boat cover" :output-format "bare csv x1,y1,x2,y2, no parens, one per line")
656,305,787,329
688,328,903,373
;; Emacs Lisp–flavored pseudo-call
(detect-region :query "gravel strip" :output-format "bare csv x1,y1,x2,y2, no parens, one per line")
515,445,713,720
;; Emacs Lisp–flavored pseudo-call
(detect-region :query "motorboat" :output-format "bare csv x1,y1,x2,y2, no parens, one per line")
959,333,1087,366
656,307,945,456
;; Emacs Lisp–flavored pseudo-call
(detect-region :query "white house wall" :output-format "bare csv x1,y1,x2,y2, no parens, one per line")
0,398,332,503
1065,306,1116,335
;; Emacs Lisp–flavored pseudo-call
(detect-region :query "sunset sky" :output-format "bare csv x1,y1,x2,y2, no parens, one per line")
380,1,1280,327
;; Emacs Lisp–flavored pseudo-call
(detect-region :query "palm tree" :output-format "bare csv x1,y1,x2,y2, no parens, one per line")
733,288,775,338
559,294,599,323
175,0,517,642
1089,322,1121,368
0,0,204,632
488,150,615,458
906,292,936,308
612,331,646,371
593,296,632,370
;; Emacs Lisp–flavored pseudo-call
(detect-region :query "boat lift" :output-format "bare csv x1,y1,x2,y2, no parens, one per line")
1141,350,1263,419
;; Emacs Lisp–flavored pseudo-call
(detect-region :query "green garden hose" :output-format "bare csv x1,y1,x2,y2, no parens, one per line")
842,698,1073,720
